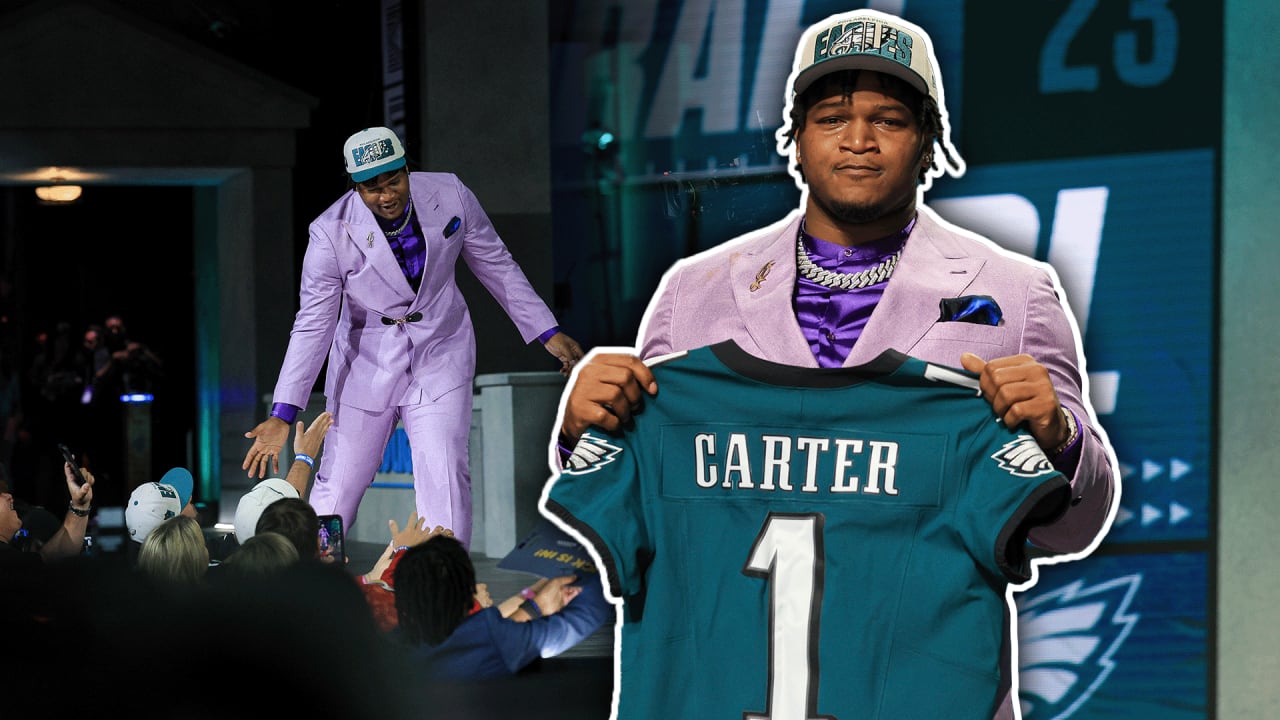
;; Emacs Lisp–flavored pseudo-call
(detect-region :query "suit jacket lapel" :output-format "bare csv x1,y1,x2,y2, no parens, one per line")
847,209,986,365
406,183,444,305
342,192,417,301
731,214,820,367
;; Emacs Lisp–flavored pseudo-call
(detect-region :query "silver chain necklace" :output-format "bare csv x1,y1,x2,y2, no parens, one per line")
383,198,415,237
795,226,900,290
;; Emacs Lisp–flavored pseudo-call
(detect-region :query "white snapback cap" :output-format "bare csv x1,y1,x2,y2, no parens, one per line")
233,478,301,541
343,126,407,182
789,9,940,105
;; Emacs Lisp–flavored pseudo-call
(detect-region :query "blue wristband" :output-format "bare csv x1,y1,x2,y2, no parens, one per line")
293,453,314,468
521,597,543,618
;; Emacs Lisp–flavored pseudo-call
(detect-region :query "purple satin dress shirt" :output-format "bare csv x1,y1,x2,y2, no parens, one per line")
794,216,913,368
377,206,427,292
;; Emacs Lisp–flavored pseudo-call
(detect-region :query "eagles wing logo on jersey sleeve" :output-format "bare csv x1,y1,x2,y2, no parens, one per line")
563,432,625,475
992,435,1057,477
1017,575,1142,718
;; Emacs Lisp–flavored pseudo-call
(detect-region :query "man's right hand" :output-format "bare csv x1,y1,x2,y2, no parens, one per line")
242,417,290,478
560,353,658,442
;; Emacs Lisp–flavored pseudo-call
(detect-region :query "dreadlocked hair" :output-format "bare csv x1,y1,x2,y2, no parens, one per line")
780,69,957,183
394,535,477,646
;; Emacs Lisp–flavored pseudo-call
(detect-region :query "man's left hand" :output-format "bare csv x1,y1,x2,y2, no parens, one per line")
961,352,1070,451
543,332,585,377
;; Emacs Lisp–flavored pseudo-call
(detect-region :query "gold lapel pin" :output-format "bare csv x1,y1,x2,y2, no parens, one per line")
749,260,776,292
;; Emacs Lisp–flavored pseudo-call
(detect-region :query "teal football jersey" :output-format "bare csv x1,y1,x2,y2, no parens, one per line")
543,340,1070,720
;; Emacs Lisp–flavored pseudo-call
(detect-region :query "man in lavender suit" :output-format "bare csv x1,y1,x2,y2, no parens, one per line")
243,126,583,549
552,10,1119,719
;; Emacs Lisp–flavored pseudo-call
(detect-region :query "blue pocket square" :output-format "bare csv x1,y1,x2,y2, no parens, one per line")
938,295,1002,326
444,216,461,238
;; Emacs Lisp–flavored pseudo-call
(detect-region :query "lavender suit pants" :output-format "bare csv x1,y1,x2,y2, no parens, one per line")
309,383,473,548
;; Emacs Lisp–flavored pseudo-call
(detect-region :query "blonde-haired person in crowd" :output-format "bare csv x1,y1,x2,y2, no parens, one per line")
136,515,209,589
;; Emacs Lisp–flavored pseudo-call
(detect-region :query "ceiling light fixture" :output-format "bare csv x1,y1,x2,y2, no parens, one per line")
35,168,83,204
35,183,83,204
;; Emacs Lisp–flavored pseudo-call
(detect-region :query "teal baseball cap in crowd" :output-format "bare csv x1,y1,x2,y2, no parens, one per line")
124,467,194,543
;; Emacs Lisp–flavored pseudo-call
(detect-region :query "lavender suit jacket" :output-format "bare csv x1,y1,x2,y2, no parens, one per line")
272,172,557,413
638,205,1117,555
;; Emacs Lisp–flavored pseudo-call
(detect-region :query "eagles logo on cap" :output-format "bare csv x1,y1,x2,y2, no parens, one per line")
352,138,395,167
343,126,407,182
788,9,940,105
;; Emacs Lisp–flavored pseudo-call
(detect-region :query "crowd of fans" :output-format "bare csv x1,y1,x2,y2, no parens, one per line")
1,408,613,719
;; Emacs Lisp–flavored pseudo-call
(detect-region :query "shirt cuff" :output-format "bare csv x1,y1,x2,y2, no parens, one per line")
537,326,561,344
270,402,300,425
556,431,576,467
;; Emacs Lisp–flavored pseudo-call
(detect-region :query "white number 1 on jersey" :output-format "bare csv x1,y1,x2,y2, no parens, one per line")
742,512,836,720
